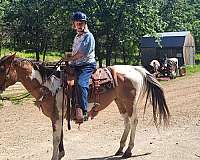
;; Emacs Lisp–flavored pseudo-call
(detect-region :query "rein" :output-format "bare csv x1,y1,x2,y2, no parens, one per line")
0,92,30,101
61,69,71,130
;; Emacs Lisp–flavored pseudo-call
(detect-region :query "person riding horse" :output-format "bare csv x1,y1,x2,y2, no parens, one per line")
65,12,96,124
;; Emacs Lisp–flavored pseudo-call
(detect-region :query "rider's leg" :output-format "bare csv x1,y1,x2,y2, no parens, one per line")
75,63,96,122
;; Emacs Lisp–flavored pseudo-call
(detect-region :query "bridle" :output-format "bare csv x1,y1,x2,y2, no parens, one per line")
0,61,13,92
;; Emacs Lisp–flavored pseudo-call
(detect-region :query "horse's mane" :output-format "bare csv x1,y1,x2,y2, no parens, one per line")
0,55,11,65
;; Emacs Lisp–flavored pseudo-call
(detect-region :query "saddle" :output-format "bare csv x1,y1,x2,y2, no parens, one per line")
91,67,117,94
35,62,118,99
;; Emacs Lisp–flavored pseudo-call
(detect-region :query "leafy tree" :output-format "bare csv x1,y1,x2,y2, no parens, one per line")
1,0,200,63
0,0,10,55
3,0,66,61
160,0,196,31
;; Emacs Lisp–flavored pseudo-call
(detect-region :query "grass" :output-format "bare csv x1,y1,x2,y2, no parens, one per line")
16,51,62,62
0,48,62,62
186,64,200,75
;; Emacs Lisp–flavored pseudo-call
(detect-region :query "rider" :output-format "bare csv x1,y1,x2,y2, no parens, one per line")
65,11,96,123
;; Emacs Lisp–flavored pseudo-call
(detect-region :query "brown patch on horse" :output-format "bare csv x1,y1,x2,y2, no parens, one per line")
12,59,33,79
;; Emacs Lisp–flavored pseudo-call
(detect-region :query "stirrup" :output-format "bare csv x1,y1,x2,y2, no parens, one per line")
83,112,88,121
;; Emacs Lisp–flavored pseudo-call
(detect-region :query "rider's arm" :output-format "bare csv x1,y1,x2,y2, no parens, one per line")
65,33,94,61
64,51,86,62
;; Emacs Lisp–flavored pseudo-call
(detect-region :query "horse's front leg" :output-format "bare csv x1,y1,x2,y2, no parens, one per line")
58,129,65,159
51,88,66,160
51,118,63,160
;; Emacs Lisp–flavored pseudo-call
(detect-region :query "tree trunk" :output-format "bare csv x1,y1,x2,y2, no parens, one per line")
42,37,48,62
98,58,103,68
106,46,112,66
35,49,40,61
114,54,117,64
122,46,126,64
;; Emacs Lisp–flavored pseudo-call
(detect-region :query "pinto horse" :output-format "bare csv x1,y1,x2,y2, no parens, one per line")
0,54,170,160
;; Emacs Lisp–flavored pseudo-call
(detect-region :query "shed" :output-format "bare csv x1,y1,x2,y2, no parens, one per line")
140,31,195,67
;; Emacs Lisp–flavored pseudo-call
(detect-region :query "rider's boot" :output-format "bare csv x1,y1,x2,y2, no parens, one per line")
75,107,84,124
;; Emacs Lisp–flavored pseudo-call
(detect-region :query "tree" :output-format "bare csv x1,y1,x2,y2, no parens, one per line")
2,0,200,63
3,0,66,61
160,0,196,31
0,0,10,56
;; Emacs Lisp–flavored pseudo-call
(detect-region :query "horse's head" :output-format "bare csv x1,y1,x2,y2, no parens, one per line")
0,54,17,93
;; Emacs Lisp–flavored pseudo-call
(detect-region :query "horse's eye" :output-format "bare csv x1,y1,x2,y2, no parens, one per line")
0,66,6,73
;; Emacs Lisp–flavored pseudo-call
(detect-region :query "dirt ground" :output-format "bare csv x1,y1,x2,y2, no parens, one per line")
0,72,200,160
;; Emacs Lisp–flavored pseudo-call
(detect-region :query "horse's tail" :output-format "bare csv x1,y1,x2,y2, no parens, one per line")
145,72,170,127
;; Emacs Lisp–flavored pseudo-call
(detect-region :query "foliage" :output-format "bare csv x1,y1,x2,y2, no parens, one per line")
0,0,200,65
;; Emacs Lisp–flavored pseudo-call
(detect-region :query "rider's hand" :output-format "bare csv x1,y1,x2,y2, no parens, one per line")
64,52,73,61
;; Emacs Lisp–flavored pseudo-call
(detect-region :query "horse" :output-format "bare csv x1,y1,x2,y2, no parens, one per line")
149,59,161,77
0,54,170,160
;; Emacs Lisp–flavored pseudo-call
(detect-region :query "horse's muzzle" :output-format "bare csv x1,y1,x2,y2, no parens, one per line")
0,86,5,93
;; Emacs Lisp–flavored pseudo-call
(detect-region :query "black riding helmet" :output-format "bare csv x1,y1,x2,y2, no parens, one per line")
72,12,87,22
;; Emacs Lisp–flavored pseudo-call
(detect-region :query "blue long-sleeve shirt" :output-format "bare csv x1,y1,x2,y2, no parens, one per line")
71,31,96,66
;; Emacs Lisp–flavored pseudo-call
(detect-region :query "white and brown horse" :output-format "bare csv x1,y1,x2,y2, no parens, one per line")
0,54,170,159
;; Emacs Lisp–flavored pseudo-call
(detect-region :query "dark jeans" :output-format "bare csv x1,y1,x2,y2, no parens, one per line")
74,62,96,113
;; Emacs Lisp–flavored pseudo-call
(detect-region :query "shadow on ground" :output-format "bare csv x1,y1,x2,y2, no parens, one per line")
77,152,152,160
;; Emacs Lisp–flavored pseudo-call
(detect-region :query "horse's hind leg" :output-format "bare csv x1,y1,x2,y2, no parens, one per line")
115,99,131,156
115,113,130,156
117,92,138,158
123,113,138,158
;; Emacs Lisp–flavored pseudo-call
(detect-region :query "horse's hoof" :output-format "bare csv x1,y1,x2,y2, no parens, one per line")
58,151,65,159
122,151,132,158
115,150,123,156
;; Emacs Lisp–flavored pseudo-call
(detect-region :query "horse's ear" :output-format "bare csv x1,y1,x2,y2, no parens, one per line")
10,52,16,59
12,52,16,57
6,53,16,64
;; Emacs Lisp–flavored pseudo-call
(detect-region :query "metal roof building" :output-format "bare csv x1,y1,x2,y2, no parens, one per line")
140,31,195,67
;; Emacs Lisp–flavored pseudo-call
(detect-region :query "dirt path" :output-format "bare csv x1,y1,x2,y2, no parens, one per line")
0,72,200,160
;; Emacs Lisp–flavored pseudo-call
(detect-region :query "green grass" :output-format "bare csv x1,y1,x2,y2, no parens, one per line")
16,51,62,62
186,64,200,75
0,49,62,62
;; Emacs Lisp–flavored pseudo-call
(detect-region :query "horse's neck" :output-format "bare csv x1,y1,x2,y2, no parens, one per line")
21,79,42,100
16,66,43,100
